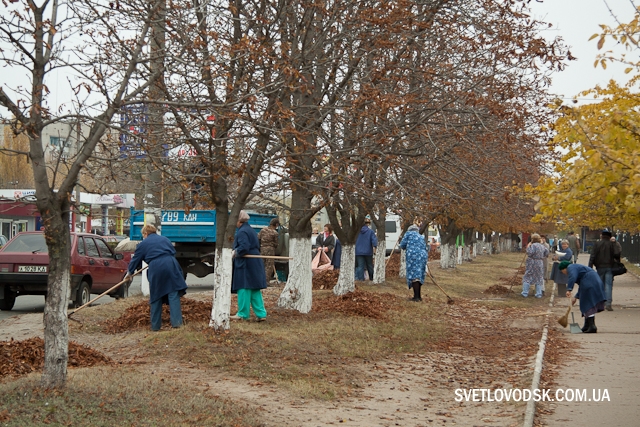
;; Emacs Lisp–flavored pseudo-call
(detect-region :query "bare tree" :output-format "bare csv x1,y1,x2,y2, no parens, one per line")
0,0,162,387
150,0,287,330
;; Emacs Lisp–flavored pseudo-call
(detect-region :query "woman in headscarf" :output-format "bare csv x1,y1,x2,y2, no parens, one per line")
399,224,428,302
231,210,268,321
125,224,187,331
559,260,606,333
550,239,573,291
521,233,549,298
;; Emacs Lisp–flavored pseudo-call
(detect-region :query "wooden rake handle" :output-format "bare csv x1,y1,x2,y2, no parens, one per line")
68,266,148,317
243,255,293,260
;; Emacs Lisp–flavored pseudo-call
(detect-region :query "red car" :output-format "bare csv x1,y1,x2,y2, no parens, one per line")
0,231,130,311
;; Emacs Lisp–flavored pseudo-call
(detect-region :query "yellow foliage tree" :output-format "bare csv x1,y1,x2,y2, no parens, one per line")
0,125,35,189
533,81,640,232
591,3,640,74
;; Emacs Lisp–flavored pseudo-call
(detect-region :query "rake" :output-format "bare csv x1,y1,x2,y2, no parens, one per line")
68,266,147,318
426,269,454,305
505,252,528,295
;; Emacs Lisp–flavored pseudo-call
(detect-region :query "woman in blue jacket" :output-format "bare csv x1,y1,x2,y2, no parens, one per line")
559,260,606,333
231,211,267,321
126,224,187,331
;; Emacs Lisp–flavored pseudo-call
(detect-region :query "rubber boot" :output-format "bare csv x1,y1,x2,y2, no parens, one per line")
581,318,589,332
414,282,422,302
411,282,420,301
584,316,597,333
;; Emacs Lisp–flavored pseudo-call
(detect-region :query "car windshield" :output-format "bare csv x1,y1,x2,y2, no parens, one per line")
2,234,49,254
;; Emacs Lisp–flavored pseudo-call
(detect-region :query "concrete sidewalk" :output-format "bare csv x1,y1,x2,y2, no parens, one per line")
541,253,640,426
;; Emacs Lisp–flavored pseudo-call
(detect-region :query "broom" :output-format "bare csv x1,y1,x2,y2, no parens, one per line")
557,296,572,328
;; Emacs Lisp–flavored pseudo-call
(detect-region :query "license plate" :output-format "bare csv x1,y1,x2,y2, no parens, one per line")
18,265,47,273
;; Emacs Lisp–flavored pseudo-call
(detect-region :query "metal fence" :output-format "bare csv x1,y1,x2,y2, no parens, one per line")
616,233,640,265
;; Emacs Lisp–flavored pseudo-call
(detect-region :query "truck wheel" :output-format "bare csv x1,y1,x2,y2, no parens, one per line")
74,282,91,308
0,289,16,311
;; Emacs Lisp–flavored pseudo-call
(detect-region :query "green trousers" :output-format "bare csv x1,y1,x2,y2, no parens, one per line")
236,288,267,319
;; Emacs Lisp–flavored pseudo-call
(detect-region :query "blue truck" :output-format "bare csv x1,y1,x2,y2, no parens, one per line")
129,209,276,278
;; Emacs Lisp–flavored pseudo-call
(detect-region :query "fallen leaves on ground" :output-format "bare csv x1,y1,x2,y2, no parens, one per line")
0,337,112,379
484,284,514,294
104,298,213,334
313,288,399,320
496,267,524,289
386,253,401,277
385,252,439,278
312,269,340,290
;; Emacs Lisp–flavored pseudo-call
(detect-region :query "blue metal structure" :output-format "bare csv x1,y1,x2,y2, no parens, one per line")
129,209,274,242
128,208,276,278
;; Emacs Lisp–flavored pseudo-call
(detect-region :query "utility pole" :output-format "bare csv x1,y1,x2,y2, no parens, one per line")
145,0,166,231
141,0,167,297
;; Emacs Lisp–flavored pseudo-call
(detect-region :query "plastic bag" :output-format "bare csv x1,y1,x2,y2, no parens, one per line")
312,249,333,275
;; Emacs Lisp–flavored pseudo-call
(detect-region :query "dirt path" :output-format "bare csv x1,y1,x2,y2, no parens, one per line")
0,313,44,342
121,352,528,427
0,292,550,427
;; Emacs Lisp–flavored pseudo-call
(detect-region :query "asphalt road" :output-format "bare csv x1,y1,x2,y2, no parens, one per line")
0,274,213,322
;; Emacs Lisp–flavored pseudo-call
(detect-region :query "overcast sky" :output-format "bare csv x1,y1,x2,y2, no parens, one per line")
1,0,637,117
528,0,636,102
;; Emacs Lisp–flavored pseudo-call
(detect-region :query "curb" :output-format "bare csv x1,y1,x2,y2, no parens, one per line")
523,283,556,427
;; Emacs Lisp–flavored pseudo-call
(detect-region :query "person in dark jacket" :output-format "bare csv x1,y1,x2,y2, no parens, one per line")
125,224,187,331
560,260,606,333
315,224,336,261
588,229,621,311
231,210,267,321
355,218,378,281
258,217,280,284
331,238,342,270
566,231,581,263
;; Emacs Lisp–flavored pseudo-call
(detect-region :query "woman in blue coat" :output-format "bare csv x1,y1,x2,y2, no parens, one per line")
559,260,606,333
126,224,187,331
231,211,267,321
399,224,428,302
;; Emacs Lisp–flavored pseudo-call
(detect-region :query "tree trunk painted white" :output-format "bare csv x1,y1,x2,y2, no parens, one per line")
373,239,386,284
41,267,70,388
140,261,150,297
463,245,471,261
210,247,233,330
334,243,356,295
501,237,513,253
399,249,406,278
440,245,447,268
440,243,457,269
278,237,312,313
457,246,463,264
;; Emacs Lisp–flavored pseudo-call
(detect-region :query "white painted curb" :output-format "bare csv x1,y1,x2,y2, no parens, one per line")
523,283,556,427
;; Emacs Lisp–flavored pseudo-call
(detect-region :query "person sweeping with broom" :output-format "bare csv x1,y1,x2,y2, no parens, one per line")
559,260,606,333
